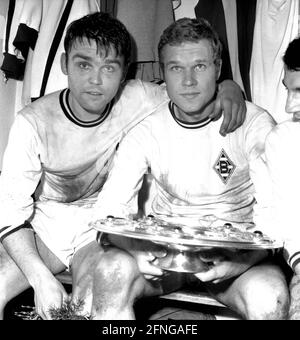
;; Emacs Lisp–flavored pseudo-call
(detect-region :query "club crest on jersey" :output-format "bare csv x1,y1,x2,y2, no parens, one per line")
213,149,236,184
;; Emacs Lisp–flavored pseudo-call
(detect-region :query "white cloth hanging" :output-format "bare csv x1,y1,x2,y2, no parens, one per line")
250,0,299,123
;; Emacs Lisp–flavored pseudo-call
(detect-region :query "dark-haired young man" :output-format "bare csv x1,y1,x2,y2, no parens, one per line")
0,12,246,319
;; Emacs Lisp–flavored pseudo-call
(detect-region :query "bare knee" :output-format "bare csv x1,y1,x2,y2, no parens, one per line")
244,280,289,320
91,249,142,319
93,248,141,292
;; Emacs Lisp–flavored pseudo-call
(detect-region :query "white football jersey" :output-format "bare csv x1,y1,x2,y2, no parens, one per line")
95,100,275,232
0,79,168,241
265,120,300,270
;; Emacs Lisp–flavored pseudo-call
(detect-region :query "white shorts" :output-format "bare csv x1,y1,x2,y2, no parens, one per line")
31,197,98,268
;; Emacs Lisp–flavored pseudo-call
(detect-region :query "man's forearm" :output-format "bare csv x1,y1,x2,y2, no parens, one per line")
240,249,269,268
2,228,54,288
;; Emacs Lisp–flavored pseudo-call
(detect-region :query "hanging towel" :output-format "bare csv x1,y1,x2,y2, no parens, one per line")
250,0,299,123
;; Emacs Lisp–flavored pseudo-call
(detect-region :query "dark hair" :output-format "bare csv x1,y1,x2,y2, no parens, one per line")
158,17,222,66
283,37,300,71
64,12,132,68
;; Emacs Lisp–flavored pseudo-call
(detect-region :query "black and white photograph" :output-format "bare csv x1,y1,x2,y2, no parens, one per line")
0,0,299,327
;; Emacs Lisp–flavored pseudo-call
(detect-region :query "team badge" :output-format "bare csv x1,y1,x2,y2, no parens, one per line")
213,149,236,184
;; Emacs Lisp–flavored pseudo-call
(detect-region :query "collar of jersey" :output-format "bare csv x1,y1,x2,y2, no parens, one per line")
60,88,113,128
169,101,212,129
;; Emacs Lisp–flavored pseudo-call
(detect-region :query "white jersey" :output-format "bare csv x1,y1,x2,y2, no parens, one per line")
0,79,168,265
95,101,275,232
265,120,300,270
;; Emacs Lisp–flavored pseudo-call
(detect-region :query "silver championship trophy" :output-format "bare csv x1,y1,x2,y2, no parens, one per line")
91,215,282,273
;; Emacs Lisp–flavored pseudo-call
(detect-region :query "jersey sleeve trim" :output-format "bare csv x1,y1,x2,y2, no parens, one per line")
290,252,300,271
0,221,33,242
